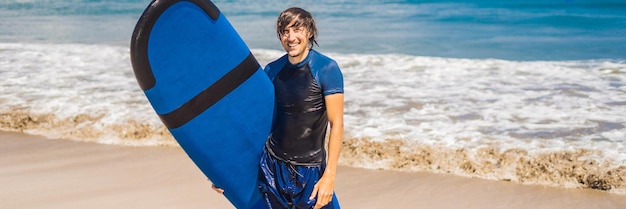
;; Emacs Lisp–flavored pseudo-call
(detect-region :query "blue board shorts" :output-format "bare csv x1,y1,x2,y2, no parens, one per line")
258,148,337,209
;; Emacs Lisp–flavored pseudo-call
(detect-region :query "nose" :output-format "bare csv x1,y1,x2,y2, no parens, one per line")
286,31,296,41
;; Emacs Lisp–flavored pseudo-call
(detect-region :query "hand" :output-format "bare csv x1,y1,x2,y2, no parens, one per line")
309,174,335,209
208,179,224,194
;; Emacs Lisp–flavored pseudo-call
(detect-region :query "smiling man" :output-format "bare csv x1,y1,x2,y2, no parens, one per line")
259,7,344,209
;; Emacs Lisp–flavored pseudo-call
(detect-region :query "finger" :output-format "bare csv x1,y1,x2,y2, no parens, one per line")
314,194,331,209
319,194,330,206
314,201,325,209
211,184,224,194
314,198,329,209
309,183,319,200
322,192,335,208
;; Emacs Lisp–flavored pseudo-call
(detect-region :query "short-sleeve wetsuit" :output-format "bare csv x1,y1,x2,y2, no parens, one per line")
259,49,343,208
264,49,344,165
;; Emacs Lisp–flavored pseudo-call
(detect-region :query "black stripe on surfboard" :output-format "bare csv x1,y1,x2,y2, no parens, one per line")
159,53,261,129
131,0,221,90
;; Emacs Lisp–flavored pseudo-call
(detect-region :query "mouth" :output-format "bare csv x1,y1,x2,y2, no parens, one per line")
287,43,299,48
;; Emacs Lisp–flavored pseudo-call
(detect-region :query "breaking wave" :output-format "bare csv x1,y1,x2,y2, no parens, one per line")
1,42,625,193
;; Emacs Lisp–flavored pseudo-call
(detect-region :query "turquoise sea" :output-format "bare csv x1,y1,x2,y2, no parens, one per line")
1,0,626,193
1,0,625,60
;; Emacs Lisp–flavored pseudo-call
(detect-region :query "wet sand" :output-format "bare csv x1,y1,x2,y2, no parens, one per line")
1,131,625,209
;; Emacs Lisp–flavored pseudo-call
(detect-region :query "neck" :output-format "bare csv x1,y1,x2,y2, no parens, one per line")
288,48,310,64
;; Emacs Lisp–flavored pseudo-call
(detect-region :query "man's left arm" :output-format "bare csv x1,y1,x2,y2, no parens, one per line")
310,93,344,209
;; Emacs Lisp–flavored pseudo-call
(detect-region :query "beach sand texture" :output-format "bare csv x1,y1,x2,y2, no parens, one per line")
2,131,625,209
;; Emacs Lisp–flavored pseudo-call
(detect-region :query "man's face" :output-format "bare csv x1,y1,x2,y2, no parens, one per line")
280,20,310,64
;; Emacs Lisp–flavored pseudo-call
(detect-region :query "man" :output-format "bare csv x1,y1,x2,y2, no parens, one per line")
213,7,343,209
259,7,343,209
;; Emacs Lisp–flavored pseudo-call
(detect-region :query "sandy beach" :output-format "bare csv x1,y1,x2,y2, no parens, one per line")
1,131,625,209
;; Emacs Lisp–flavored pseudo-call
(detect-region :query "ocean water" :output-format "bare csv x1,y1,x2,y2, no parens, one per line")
1,0,626,193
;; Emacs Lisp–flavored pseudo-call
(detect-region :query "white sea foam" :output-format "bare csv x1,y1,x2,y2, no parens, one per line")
2,43,626,192
0,43,163,145
2,42,625,151
331,53,626,159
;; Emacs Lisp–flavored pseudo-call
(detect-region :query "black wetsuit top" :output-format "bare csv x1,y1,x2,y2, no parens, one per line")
264,50,344,165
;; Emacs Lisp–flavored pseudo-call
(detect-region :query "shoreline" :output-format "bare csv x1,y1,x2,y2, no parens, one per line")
2,131,625,209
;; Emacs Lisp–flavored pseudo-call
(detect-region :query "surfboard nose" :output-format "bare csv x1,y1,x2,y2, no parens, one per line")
131,0,223,91
131,0,251,115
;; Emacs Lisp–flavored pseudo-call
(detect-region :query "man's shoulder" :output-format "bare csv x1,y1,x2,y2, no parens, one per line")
309,50,343,95
309,50,336,65
309,50,339,72
266,54,289,69
264,54,288,80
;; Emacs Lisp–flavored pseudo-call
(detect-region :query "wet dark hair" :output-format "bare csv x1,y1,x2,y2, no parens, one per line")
276,7,318,48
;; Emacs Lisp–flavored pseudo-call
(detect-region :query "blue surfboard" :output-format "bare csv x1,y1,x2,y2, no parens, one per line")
130,0,272,208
